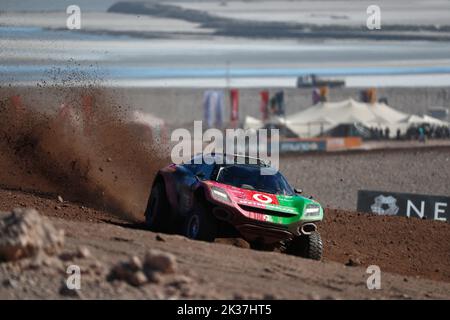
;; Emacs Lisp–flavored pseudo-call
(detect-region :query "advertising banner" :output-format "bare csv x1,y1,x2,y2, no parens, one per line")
279,140,326,153
357,190,449,222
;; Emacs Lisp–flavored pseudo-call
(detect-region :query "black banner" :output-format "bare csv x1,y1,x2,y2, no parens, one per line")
357,190,449,222
0,300,437,318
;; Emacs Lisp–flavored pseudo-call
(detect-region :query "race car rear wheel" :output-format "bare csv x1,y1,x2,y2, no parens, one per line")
287,232,323,261
184,203,217,241
145,182,170,232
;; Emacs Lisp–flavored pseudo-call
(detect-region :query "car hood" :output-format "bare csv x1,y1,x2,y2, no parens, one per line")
206,181,319,216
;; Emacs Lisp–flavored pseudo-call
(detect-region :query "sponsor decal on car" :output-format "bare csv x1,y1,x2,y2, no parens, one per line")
267,203,297,214
252,193,273,204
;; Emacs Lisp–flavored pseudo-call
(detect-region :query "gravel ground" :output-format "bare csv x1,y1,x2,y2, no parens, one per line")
1,187,449,285
281,147,450,210
1,201,449,299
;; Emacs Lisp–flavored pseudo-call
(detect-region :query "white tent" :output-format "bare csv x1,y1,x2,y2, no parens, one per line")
284,99,409,137
243,115,263,130
400,114,449,126
421,115,449,126
399,114,424,124
287,98,407,125
369,102,408,124
243,98,448,138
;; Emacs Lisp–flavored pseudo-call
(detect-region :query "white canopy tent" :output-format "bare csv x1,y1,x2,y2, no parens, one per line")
284,99,408,138
244,98,448,138
243,115,264,130
399,114,448,127
421,115,448,126
399,114,425,124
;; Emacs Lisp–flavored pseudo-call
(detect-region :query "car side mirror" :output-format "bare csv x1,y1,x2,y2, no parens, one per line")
294,188,303,194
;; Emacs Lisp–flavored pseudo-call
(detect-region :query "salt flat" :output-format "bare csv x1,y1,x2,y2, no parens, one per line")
170,0,450,26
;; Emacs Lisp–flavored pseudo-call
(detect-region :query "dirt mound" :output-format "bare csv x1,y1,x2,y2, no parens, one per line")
0,87,170,220
3,213,449,299
321,208,450,282
0,208,64,262
109,250,179,287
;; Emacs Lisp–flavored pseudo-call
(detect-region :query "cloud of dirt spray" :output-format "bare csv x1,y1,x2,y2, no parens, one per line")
0,86,170,221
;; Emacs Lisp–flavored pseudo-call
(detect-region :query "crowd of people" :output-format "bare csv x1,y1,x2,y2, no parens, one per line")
368,127,390,140
368,125,450,141
405,125,450,141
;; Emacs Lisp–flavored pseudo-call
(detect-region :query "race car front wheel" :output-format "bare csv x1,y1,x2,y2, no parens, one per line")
286,231,323,261
145,182,170,232
184,203,217,242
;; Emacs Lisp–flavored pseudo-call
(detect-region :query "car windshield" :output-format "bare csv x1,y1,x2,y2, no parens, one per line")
215,165,294,196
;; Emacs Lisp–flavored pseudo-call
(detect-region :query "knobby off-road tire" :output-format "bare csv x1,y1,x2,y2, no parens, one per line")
145,182,171,232
184,202,218,242
287,232,323,261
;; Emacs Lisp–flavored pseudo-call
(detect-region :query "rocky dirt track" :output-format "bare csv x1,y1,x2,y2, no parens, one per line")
0,89,449,299
0,187,449,299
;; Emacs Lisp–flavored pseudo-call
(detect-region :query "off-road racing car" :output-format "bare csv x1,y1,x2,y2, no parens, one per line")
144,153,324,260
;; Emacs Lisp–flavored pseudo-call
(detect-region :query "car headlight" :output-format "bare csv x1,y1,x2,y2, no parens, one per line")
211,186,231,203
304,204,321,217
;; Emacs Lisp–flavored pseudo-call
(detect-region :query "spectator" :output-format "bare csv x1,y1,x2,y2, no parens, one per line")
418,126,426,143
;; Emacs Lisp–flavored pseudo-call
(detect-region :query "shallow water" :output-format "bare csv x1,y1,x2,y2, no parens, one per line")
1,26,450,87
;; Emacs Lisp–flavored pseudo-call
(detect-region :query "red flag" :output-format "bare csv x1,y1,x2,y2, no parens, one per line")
260,90,269,121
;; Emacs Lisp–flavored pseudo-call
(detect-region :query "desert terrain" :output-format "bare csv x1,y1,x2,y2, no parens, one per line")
0,90,449,299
